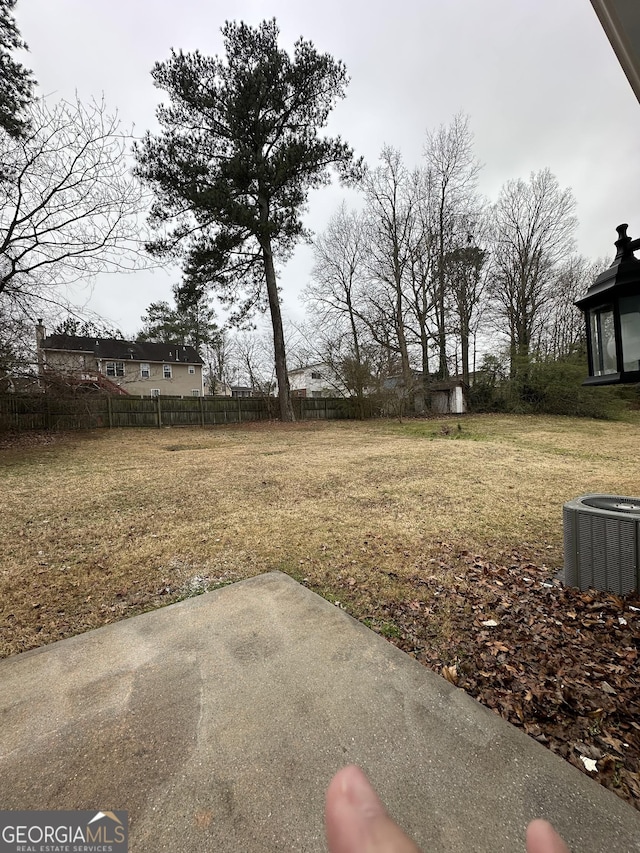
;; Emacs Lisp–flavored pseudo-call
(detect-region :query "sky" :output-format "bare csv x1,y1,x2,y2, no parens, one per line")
14,0,640,338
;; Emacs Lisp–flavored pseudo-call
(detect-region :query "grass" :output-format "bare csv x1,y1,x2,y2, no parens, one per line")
1,414,640,659
4,414,640,810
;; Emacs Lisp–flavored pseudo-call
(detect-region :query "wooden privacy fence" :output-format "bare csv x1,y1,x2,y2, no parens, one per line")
0,394,369,432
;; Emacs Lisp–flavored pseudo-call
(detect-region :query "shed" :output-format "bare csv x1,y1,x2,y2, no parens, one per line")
429,379,467,415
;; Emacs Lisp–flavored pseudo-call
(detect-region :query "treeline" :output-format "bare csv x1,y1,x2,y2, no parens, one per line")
297,113,608,414
0,8,621,418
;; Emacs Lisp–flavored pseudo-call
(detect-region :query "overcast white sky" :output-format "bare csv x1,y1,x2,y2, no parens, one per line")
15,0,640,337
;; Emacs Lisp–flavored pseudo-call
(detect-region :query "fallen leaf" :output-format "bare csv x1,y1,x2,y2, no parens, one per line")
580,756,598,773
374,547,640,811
441,664,458,685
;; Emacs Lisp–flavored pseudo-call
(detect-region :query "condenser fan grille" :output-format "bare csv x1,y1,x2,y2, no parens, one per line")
563,495,640,595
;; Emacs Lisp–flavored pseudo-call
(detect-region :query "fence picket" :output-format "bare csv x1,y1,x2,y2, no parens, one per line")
0,394,367,431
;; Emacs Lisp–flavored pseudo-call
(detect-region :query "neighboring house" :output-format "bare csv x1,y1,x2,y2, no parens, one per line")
208,378,232,397
288,362,467,412
380,370,426,412
230,385,255,398
289,363,348,398
36,322,204,397
209,381,268,398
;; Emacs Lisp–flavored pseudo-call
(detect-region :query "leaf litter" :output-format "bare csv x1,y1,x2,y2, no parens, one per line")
344,548,640,811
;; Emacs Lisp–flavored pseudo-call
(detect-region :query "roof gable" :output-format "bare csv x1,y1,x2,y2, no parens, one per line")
41,335,204,365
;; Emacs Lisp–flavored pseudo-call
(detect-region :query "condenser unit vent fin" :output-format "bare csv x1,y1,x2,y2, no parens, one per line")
563,494,640,595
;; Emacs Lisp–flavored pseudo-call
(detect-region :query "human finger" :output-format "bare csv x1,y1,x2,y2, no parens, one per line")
526,819,571,853
325,765,422,853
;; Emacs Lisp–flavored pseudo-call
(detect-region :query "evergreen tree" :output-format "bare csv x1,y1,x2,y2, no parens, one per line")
134,19,361,420
0,0,35,138
52,316,123,340
138,287,218,357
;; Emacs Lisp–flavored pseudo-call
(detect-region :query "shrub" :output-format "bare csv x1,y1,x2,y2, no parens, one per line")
469,353,632,419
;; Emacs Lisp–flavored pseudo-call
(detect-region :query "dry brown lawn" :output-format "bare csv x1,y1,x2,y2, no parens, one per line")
2,414,639,658
3,414,640,808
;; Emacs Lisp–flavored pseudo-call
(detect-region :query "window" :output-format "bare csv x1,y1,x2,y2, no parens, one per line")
163,364,172,379
188,365,196,375
191,389,200,397
589,307,617,376
150,389,160,397
311,371,321,379
140,363,150,379
106,361,125,377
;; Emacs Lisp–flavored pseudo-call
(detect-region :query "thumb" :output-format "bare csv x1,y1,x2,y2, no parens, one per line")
526,819,571,853
325,765,422,853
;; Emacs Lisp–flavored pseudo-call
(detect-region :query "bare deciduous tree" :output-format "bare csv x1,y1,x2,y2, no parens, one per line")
445,211,490,385
0,296,34,386
362,146,417,395
538,254,605,360
401,167,436,383
423,113,482,379
227,329,277,400
0,96,148,308
489,168,577,382
303,202,371,402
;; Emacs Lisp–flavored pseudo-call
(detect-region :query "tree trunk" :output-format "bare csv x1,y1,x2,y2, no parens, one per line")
461,330,469,386
346,289,365,408
396,289,413,393
391,240,413,403
459,301,470,386
420,324,429,376
436,198,449,380
261,237,295,422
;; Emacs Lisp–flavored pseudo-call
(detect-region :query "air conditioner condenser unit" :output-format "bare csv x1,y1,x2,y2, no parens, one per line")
563,494,640,595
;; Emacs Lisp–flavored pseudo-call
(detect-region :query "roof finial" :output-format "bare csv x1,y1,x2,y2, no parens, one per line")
614,223,632,261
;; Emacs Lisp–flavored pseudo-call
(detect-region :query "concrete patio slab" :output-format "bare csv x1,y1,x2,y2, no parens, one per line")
1,572,639,852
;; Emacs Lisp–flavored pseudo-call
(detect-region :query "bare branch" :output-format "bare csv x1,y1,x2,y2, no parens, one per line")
0,95,152,304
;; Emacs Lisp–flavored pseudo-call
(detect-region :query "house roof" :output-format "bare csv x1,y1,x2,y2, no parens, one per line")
288,362,334,375
41,335,204,365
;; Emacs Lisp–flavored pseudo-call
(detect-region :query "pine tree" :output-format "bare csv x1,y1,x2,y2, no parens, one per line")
134,19,361,421
0,0,35,138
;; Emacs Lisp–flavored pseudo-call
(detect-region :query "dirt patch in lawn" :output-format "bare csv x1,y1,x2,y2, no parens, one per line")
1,416,640,810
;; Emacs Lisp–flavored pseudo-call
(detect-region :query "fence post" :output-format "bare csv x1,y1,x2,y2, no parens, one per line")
238,395,241,423
200,394,205,428
156,395,162,428
107,396,113,429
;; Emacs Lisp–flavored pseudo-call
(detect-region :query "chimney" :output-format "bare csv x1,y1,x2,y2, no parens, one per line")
35,319,45,379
